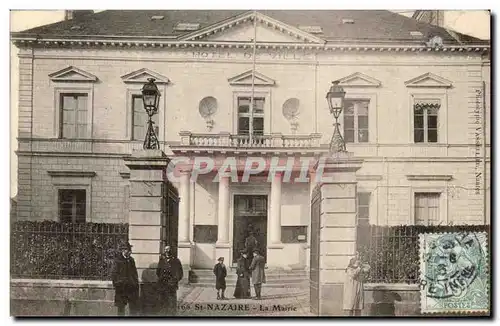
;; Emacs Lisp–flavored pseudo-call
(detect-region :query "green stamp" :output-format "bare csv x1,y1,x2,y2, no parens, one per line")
419,232,489,314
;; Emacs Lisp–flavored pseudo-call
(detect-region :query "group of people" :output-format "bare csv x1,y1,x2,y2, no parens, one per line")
213,249,266,301
213,230,266,300
111,237,369,316
111,242,183,316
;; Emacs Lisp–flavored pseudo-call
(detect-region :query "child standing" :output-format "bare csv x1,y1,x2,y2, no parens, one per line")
213,257,227,300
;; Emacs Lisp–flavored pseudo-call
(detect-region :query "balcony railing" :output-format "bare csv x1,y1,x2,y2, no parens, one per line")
179,131,323,148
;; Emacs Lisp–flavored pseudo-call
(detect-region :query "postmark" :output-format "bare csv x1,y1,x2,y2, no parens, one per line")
419,232,489,314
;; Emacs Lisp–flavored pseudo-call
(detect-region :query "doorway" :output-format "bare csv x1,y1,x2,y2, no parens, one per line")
232,195,268,263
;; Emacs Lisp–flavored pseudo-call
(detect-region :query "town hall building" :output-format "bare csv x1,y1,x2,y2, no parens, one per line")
12,10,490,274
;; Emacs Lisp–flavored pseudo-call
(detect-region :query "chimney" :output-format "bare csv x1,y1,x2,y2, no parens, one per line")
65,10,94,20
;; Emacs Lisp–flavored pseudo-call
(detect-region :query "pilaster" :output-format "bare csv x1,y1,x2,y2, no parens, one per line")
310,152,363,316
123,149,169,283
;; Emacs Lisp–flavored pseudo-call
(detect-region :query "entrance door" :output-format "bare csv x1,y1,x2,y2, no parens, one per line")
232,195,268,263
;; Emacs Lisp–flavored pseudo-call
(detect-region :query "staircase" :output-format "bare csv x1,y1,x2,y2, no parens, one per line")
189,269,309,288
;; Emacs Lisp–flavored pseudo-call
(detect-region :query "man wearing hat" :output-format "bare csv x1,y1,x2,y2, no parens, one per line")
213,257,227,300
156,245,183,315
244,229,258,259
248,249,266,300
111,241,139,316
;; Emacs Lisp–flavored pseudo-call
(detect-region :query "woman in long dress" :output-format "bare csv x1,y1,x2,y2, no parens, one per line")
233,251,251,299
343,253,370,316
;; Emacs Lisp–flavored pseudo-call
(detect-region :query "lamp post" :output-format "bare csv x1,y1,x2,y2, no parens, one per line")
326,81,347,154
141,78,161,150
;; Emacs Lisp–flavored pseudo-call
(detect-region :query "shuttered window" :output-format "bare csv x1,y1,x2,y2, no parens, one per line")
415,192,440,225
237,97,265,136
357,192,371,226
58,189,86,223
344,99,369,143
132,95,159,141
60,93,88,139
414,100,440,143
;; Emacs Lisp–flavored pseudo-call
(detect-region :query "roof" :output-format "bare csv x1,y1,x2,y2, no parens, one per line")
11,10,488,45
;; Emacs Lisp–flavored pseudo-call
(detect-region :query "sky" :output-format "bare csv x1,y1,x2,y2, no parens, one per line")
8,9,491,198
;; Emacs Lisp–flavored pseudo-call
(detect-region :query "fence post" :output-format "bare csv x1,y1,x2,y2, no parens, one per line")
124,150,171,282
310,152,363,316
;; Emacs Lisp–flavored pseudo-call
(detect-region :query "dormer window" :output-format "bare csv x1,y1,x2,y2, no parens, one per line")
298,25,323,34
410,31,424,38
342,18,355,24
151,15,165,20
174,23,201,31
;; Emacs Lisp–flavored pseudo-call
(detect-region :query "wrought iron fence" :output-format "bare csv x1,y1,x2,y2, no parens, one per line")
356,224,489,284
11,221,129,280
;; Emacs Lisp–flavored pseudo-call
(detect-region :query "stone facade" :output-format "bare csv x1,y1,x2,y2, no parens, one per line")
13,12,490,270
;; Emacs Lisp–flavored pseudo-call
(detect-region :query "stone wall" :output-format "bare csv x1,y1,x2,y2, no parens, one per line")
25,47,488,145
16,44,490,227
11,279,116,316
11,279,421,316
363,283,420,316
16,154,129,223
16,151,489,229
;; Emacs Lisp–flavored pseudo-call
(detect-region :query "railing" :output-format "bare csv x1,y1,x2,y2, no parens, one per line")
11,221,129,280
356,224,489,284
179,131,323,148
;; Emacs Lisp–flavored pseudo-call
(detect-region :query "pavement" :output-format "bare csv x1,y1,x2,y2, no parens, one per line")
11,284,313,317
176,285,313,317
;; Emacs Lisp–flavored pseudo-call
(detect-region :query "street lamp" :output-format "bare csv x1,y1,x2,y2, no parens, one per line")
141,78,161,150
326,81,347,153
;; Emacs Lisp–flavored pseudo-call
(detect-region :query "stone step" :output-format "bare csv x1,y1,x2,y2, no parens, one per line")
192,272,309,277
191,270,308,277
191,275,309,283
189,281,310,289
192,279,309,286
189,269,309,285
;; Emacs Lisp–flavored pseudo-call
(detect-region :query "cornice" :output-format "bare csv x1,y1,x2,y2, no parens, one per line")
406,174,453,181
356,174,383,181
11,37,489,53
47,170,96,178
119,172,131,179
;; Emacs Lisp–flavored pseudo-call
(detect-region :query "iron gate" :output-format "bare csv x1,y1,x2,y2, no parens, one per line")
309,184,321,314
161,178,179,256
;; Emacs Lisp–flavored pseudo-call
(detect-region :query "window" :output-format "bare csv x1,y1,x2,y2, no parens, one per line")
415,192,440,225
235,195,267,215
344,99,369,143
58,189,86,223
132,95,159,141
357,192,371,226
237,97,265,136
281,226,308,243
193,225,218,243
414,100,440,143
60,93,88,139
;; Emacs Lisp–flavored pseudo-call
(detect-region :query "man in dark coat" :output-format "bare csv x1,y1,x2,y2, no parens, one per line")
156,245,183,315
111,242,139,316
213,257,227,300
249,249,266,300
233,251,251,299
244,230,258,260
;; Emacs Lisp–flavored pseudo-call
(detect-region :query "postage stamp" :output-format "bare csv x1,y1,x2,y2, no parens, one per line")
419,232,489,314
